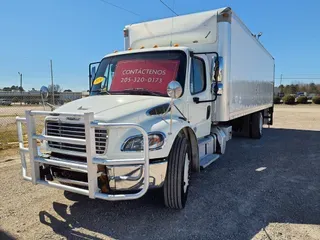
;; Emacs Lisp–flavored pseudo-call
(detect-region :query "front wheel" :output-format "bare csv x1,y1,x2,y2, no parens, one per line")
163,135,191,209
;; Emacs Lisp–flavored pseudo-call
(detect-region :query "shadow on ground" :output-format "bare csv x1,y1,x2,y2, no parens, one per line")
39,128,320,240
0,229,16,240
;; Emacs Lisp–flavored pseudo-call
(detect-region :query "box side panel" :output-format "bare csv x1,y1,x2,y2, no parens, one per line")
228,14,274,120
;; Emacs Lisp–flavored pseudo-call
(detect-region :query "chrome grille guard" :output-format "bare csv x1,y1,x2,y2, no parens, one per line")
16,110,149,201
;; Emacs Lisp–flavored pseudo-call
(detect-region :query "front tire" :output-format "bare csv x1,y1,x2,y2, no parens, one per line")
163,135,191,209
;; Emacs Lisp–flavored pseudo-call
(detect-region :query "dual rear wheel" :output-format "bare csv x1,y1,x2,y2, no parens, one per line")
250,111,263,139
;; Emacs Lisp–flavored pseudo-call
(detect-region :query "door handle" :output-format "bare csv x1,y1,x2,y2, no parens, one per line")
193,97,200,103
206,106,211,119
193,97,215,104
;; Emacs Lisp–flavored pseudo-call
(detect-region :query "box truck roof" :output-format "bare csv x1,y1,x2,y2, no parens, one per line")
122,7,273,60
125,8,229,48
124,7,230,50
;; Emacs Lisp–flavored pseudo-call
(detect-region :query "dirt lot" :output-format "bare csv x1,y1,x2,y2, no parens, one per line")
0,105,319,240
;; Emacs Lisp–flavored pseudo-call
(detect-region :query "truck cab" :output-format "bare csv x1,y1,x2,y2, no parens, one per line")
16,7,274,209
89,46,216,138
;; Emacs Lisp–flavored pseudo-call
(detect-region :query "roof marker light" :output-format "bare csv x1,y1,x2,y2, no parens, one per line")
140,46,145,49
222,13,229,18
128,48,132,50
153,45,158,48
173,44,179,47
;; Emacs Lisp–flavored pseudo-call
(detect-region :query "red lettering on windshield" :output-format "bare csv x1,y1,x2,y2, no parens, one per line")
109,60,180,95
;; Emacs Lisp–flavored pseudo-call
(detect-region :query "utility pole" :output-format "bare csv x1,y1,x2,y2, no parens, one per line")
50,59,54,104
280,74,283,95
18,72,22,105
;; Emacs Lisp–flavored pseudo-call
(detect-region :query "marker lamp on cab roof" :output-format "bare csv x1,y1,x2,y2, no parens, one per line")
121,132,165,152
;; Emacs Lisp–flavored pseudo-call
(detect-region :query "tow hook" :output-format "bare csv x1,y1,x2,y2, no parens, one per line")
40,166,53,181
97,165,110,193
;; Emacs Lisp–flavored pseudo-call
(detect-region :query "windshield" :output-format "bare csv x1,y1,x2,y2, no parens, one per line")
90,50,187,97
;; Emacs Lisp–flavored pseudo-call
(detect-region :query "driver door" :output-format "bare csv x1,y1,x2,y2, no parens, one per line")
187,55,212,138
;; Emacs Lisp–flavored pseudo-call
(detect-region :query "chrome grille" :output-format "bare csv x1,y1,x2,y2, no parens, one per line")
46,121,107,154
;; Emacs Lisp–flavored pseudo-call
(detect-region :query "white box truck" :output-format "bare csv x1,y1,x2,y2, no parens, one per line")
16,7,274,209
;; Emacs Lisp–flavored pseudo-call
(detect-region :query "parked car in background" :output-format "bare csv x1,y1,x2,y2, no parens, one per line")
296,92,307,97
0,99,12,106
308,93,316,100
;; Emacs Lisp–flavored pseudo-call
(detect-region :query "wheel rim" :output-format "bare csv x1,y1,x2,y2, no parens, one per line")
183,153,190,193
259,113,263,135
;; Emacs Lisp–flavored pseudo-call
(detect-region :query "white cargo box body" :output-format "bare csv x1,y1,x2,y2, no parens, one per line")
124,7,274,122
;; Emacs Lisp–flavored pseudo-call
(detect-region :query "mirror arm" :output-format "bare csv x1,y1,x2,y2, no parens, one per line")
173,103,188,121
46,102,56,111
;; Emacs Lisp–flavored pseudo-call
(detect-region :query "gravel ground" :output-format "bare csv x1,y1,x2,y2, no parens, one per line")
0,105,319,240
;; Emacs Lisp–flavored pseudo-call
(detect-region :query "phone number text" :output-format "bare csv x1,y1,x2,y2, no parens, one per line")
120,77,163,83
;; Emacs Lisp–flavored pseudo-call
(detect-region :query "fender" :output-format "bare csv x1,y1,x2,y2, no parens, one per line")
148,116,200,172
88,114,200,172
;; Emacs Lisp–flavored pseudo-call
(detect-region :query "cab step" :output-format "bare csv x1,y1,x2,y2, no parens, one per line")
200,154,220,169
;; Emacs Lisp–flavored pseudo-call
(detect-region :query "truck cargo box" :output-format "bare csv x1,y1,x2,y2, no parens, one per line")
216,11,274,122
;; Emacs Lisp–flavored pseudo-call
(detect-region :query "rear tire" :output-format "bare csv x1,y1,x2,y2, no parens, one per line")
163,135,191,209
250,112,263,139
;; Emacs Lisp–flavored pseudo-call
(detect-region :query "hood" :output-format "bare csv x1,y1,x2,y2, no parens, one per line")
54,95,171,122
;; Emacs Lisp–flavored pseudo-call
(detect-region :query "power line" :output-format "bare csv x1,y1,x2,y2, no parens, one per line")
160,0,179,16
98,0,140,16
275,77,320,79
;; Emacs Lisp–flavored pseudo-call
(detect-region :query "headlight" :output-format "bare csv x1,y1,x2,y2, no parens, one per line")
121,132,165,151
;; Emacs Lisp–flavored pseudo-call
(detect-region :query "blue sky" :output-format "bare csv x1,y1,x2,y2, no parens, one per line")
1,0,320,91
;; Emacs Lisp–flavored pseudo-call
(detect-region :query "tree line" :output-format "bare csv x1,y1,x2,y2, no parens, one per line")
278,83,320,95
1,84,72,93
1,85,25,92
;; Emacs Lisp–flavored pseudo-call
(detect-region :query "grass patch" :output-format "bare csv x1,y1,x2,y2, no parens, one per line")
0,120,44,150
0,114,19,118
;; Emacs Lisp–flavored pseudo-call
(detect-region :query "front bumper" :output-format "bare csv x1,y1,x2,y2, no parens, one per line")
46,156,167,191
107,160,167,191
16,110,164,201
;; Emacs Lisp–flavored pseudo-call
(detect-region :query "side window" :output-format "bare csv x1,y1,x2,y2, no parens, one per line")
190,58,206,94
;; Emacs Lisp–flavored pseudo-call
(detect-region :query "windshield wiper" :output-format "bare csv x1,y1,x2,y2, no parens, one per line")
90,90,110,95
111,88,167,97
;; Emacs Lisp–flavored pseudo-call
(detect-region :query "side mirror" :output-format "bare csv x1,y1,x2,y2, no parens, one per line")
40,86,52,111
40,86,49,99
211,56,223,83
91,66,96,80
89,62,100,90
167,81,182,99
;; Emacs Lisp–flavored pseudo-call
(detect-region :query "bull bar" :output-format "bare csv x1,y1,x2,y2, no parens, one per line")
16,110,150,201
